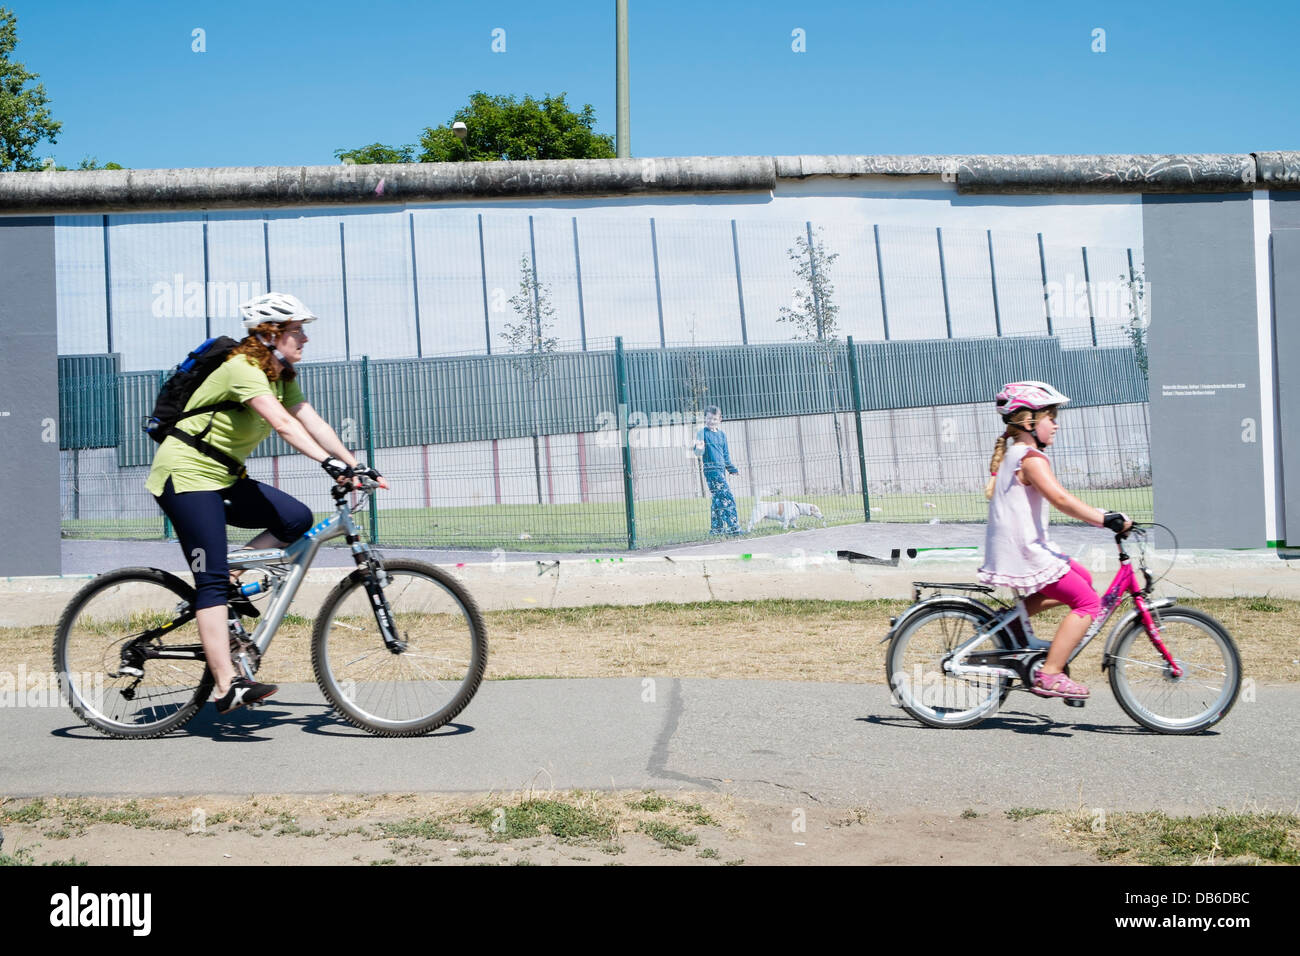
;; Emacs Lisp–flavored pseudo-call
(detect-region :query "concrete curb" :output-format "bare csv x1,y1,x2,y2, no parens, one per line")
3,549,1297,627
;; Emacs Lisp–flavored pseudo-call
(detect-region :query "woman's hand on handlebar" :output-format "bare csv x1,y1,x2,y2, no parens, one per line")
354,463,389,490
321,456,387,490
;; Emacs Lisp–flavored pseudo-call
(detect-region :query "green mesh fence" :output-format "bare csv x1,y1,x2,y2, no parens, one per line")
59,331,1151,549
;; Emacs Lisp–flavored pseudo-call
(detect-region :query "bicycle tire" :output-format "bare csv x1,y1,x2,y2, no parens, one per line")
311,559,488,737
884,600,1010,729
53,567,213,739
1107,606,1241,734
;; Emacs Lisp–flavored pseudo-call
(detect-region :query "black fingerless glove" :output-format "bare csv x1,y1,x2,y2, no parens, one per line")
1102,511,1129,534
321,456,352,480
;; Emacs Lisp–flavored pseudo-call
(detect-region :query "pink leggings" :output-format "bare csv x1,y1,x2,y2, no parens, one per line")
1033,559,1101,620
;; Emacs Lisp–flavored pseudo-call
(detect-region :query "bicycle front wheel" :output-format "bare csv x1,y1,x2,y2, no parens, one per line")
884,601,1008,729
311,559,488,737
53,567,212,739
1108,607,1240,734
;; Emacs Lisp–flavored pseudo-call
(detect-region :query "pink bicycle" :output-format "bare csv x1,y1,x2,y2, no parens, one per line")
884,525,1241,733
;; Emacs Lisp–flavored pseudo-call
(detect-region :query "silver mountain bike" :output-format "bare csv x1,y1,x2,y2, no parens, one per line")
54,477,487,738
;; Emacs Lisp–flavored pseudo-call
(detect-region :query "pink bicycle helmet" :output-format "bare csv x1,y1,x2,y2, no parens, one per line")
995,381,1070,416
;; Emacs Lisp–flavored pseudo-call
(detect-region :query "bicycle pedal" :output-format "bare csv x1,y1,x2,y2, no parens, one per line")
1064,698,1086,708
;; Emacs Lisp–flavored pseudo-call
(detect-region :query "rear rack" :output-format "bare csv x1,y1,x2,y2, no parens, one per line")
910,580,999,603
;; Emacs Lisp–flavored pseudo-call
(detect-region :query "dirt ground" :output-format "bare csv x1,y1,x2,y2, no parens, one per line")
0,792,1101,867
5,597,1297,686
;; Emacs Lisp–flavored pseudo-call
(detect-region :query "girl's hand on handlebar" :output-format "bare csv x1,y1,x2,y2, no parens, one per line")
1102,511,1132,535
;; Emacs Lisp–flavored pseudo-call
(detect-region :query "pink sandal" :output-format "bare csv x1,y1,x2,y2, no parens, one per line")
1033,670,1089,700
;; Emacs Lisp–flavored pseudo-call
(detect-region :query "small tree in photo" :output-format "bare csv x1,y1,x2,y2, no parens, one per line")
1121,268,1149,380
501,255,558,504
779,227,840,343
779,225,848,492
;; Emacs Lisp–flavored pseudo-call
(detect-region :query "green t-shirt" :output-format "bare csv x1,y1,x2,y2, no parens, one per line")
145,354,307,495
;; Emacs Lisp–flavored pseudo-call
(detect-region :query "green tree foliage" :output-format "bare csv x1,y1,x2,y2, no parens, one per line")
333,142,415,165
420,92,615,162
74,156,123,170
0,6,62,171
335,92,614,165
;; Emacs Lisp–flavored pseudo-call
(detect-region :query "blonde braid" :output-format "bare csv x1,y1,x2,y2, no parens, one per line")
985,409,1036,499
984,432,1011,499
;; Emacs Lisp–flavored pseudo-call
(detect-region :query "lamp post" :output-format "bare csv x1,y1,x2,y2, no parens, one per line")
616,0,629,158
452,121,469,160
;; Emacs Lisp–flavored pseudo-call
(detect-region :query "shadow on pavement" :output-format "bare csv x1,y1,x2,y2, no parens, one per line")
50,699,476,741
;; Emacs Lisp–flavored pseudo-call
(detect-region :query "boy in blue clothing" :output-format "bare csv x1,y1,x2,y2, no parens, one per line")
693,405,742,536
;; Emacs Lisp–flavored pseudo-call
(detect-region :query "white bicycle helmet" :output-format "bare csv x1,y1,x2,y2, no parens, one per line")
995,380,1070,416
239,292,318,329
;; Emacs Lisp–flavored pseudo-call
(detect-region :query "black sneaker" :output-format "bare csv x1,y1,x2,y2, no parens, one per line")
214,677,278,714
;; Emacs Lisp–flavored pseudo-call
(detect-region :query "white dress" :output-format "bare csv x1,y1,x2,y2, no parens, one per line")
977,442,1071,595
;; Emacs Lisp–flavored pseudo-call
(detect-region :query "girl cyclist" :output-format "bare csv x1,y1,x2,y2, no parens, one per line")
978,381,1130,700
145,293,384,715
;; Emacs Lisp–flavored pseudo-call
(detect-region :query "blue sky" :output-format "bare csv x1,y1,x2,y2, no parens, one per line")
11,0,1300,169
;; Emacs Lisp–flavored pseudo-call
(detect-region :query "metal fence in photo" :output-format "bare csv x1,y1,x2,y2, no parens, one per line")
59,328,1150,551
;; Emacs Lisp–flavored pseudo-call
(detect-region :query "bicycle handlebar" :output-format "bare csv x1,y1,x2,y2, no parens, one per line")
330,474,385,501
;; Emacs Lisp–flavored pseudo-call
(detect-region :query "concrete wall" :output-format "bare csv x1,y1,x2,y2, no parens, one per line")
1143,195,1266,548
11,152,1300,562
1272,225,1300,545
0,218,61,576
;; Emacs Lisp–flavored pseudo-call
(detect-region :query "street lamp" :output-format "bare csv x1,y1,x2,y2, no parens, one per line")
451,121,469,161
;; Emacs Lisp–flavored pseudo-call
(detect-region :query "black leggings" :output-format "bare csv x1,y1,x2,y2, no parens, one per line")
154,476,314,611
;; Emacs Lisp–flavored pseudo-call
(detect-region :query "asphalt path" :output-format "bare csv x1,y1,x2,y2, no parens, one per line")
6,679,1296,813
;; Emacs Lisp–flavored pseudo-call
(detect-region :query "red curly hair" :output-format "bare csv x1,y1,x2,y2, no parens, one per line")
228,322,296,382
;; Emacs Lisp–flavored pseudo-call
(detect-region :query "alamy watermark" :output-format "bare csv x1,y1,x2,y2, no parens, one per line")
151,276,264,319
1,665,104,710
1045,270,1149,327
593,409,710,449
50,886,151,936
1045,273,1150,326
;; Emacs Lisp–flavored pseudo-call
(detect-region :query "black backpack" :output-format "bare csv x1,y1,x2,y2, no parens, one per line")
143,336,248,477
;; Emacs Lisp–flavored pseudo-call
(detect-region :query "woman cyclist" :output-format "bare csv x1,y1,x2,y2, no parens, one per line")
145,293,384,715
978,381,1130,700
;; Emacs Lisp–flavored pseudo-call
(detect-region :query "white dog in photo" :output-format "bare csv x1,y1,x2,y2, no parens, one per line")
746,499,826,532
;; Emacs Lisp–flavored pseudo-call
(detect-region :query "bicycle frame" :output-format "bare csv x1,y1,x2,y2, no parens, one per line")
228,489,374,657
944,532,1182,683
123,485,388,680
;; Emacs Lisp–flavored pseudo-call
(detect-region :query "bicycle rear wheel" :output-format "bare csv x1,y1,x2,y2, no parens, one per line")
53,568,212,739
1108,607,1240,734
311,559,488,737
884,601,1009,729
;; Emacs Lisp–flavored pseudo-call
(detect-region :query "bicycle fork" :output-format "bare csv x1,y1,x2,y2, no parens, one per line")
348,540,406,653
